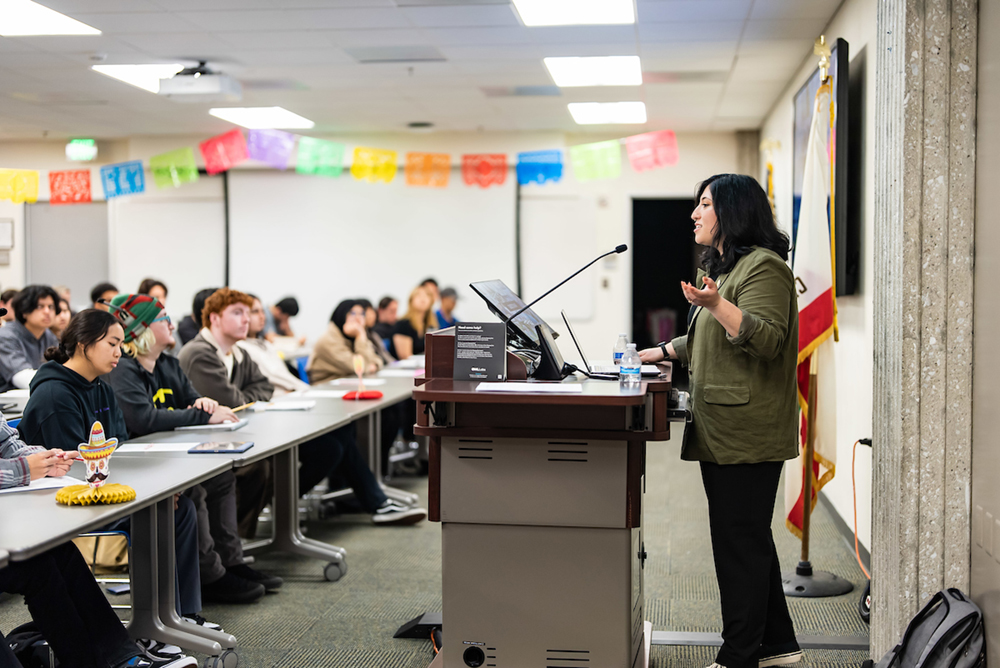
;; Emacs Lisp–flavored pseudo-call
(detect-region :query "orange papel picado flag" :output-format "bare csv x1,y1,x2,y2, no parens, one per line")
785,82,838,538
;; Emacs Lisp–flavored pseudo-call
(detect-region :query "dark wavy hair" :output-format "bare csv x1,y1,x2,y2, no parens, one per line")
695,174,790,275
45,309,123,364
12,285,61,325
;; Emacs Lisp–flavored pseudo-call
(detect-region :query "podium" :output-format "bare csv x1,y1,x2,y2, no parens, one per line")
414,329,672,668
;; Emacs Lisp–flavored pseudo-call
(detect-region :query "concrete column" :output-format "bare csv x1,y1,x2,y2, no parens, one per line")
872,0,977,657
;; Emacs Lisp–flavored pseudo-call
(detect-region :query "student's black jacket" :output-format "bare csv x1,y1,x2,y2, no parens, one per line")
18,361,129,450
106,354,211,438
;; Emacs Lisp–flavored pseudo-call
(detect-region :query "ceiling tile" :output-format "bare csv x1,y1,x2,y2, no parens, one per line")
73,12,202,32
742,18,829,41
637,1,752,23
329,28,432,47
400,4,519,27
36,0,163,12
224,48,354,67
731,54,800,82
750,0,843,20
175,8,411,31
212,31,338,50
421,26,531,46
638,21,743,43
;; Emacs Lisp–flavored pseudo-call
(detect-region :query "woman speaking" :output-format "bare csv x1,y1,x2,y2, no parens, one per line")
640,174,801,668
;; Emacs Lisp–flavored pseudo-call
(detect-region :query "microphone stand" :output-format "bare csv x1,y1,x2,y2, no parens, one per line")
506,245,628,380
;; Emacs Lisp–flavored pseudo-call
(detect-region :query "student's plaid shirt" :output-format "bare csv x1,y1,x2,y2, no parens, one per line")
0,412,44,489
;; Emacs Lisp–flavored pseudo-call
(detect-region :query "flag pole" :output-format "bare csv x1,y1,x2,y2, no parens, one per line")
782,351,853,597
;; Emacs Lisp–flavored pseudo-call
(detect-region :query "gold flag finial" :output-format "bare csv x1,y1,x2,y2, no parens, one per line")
814,35,831,82
759,139,781,158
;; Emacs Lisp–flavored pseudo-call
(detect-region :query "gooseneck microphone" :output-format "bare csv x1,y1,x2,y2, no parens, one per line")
506,244,628,324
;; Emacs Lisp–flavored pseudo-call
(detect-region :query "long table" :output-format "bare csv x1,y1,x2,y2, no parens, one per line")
0,369,422,663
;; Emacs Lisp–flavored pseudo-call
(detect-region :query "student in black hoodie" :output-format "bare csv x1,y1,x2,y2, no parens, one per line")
106,293,281,603
17,310,215,657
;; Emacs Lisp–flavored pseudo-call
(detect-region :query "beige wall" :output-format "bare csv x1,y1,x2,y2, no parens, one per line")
759,0,877,551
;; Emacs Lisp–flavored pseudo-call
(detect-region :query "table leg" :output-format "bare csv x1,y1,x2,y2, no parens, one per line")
155,500,237,649
127,503,225,656
268,446,347,566
369,411,419,506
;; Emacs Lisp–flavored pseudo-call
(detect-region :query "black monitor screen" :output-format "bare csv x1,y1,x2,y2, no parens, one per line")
469,279,558,350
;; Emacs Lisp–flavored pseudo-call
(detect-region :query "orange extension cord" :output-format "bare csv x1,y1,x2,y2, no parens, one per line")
852,439,871,580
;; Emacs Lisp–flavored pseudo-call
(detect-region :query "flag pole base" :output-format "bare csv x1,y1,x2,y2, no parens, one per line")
782,561,854,598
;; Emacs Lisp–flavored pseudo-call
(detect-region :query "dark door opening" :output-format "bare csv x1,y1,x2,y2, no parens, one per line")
631,198,698,359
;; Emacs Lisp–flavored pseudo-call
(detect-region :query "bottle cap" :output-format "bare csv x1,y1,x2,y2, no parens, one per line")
619,333,627,337
627,343,636,348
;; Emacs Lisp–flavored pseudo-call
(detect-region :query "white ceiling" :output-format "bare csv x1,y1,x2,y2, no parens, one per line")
0,0,843,139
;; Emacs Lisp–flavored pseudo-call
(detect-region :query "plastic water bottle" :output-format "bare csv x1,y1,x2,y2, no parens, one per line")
613,333,628,366
620,343,641,390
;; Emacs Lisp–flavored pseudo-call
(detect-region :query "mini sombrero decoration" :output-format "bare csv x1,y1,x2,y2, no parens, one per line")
56,421,136,506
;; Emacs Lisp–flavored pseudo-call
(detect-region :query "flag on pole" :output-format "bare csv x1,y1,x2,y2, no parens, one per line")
785,84,838,538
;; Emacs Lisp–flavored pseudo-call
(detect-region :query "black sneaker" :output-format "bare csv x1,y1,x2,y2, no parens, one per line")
758,640,803,667
117,653,197,668
201,570,266,604
228,563,284,590
182,613,223,631
372,500,427,525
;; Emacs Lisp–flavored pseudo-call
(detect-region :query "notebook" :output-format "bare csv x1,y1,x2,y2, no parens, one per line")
176,418,249,432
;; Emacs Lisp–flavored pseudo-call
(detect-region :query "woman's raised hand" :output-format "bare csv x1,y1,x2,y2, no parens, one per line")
681,276,721,309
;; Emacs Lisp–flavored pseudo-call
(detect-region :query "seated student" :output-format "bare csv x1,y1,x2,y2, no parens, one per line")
374,296,398,343
0,284,62,392
358,298,394,365
50,296,71,339
307,300,384,384
264,297,306,346
419,277,440,306
137,278,168,305
238,295,310,394
435,287,460,329
91,282,119,311
106,294,281,603
0,411,197,668
393,286,438,360
183,288,424,526
16,310,214,651
0,288,19,324
177,287,217,346
178,288,274,537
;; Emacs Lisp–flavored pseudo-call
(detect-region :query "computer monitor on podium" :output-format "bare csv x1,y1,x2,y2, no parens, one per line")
469,279,559,351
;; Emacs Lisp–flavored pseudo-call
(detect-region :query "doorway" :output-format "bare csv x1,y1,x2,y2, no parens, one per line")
631,198,698,355
26,202,109,311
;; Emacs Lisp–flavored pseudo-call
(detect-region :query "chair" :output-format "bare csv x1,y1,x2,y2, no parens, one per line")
296,357,309,383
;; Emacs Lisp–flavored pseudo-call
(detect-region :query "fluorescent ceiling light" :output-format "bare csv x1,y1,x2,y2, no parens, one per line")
568,101,647,125
92,64,185,93
0,0,101,36
512,0,634,26
209,106,315,129
544,56,642,87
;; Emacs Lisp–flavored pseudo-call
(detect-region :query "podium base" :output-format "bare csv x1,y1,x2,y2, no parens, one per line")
782,561,854,598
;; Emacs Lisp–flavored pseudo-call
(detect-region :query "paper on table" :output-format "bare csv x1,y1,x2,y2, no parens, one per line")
0,389,29,399
0,476,84,495
331,378,387,386
302,390,349,399
116,442,202,453
251,400,316,411
392,355,425,370
475,382,583,394
377,369,418,378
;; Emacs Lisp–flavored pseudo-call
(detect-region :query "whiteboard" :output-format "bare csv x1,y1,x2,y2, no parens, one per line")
519,194,597,324
227,170,518,342
108,175,226,318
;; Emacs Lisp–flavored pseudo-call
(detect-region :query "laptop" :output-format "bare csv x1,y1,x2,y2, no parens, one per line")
560,311,661,377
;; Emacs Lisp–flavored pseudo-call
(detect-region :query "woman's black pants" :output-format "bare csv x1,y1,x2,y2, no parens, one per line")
700,460,797,668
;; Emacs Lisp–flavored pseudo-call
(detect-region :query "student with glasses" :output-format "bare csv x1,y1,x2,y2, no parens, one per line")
106,293,282,605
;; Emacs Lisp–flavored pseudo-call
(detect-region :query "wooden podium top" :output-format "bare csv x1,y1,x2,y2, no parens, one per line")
413,377,669,407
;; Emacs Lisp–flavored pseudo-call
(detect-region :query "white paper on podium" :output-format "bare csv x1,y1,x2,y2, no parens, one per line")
475,382,583,394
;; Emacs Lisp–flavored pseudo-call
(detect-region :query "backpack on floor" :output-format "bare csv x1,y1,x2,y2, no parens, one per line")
867,588,985,668
4,621,56,668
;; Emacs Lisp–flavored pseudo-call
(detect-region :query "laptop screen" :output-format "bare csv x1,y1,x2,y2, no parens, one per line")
560,310,592,373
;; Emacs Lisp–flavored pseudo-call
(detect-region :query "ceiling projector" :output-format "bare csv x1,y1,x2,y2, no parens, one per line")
158,61,242,103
